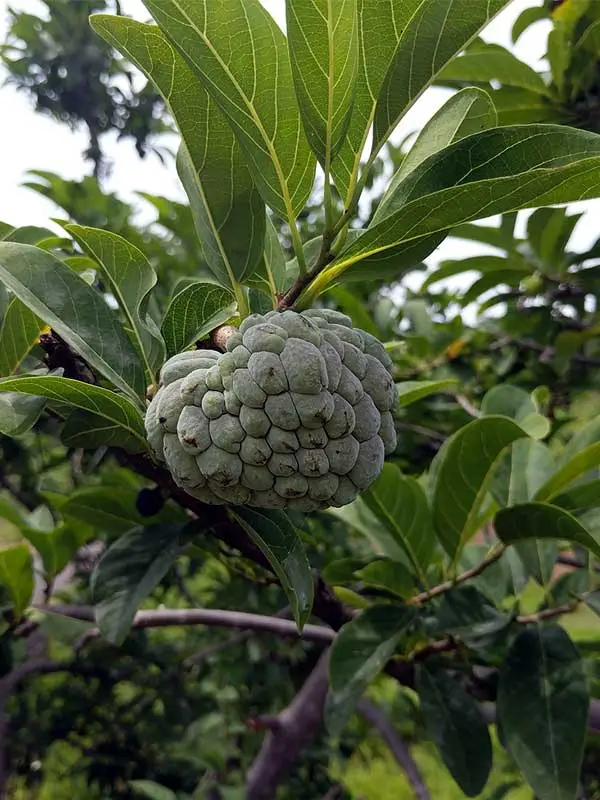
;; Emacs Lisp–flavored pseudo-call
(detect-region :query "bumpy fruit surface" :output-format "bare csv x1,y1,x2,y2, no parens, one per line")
145,309,397,511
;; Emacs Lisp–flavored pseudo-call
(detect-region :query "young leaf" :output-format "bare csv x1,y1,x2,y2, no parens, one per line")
90,16,265,287
66,225,165,383
327,604,415,736
141,0,316,221
417,663,492,797
0,544,33,615
372,0,509,154
362,464,435,580
161,282,236,359
286,0,358,166
91,523,194,645
0,243,145,399
395,88,497,182
231,507,313,630
498,625,588,800
0,375,147,452
396,379,458,407
310,125,600,298
0,297,45,376
438,42,550,96
429,416,528,559
495,502,600,560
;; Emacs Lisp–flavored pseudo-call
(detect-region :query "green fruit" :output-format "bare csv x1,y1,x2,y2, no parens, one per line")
145,310,397,509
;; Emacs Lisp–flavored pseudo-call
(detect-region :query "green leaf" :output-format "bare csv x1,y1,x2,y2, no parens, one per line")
161,282,236,359
421,255,521,291
372,0,509,154
286,0,358,166
490,439,558,586
63,487,181,535
498,625,588,800
0,243,144,399
396,88,497,182
396,379,458,408
331,0,421,200
512,5,548,42
495,502,600,560
129,781,177,800
355,559,414,598
429,416,528,559
553,479,600,516
481,385,549,440
461,270,524,306
0,297,45,376
91,16,265,288
0,390,46,436
3,226,57,245
0,376,147,452
140,0,315,221
245,216,287,298
363,464,435,580
417,663,492,797
66,225,165,384
61,409,145,453
311,125,600,296
327,499,409,563
535,442,600,502
439,43,549,95
231,507,313,630
327,604,415,736
22,525,82,578
91,523,192,645
0,544,33,615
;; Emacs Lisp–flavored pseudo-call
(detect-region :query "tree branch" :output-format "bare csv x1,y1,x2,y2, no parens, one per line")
245,650,331,799
357,698,430,800
36,604,335,645
407,545,506,606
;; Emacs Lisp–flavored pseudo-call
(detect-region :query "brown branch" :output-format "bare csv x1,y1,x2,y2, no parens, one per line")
36,603,335,645
245,650,331,799
516,597,581,625
184,607,292,668
407,545,506,607
557,553,600,573
357,698,430,800
454,394,481,418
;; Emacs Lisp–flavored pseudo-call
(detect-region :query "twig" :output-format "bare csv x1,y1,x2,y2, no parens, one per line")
557,553,600,573
516,597,581,625
492,335,600,368
245,650,331,799
395,422,446,443
36,604,335,645
407,545,506,606
357,698,430,800
454,394,480,418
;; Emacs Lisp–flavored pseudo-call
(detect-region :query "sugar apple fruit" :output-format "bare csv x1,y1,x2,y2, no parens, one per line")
145,309,397,511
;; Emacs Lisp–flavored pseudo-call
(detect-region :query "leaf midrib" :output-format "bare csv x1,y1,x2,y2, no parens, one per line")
171,0,298,224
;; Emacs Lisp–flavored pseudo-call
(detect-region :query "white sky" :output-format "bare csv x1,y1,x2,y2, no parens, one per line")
1,0,599,292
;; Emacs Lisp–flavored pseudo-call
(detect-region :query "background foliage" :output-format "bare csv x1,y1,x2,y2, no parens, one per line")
2,1,600,799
